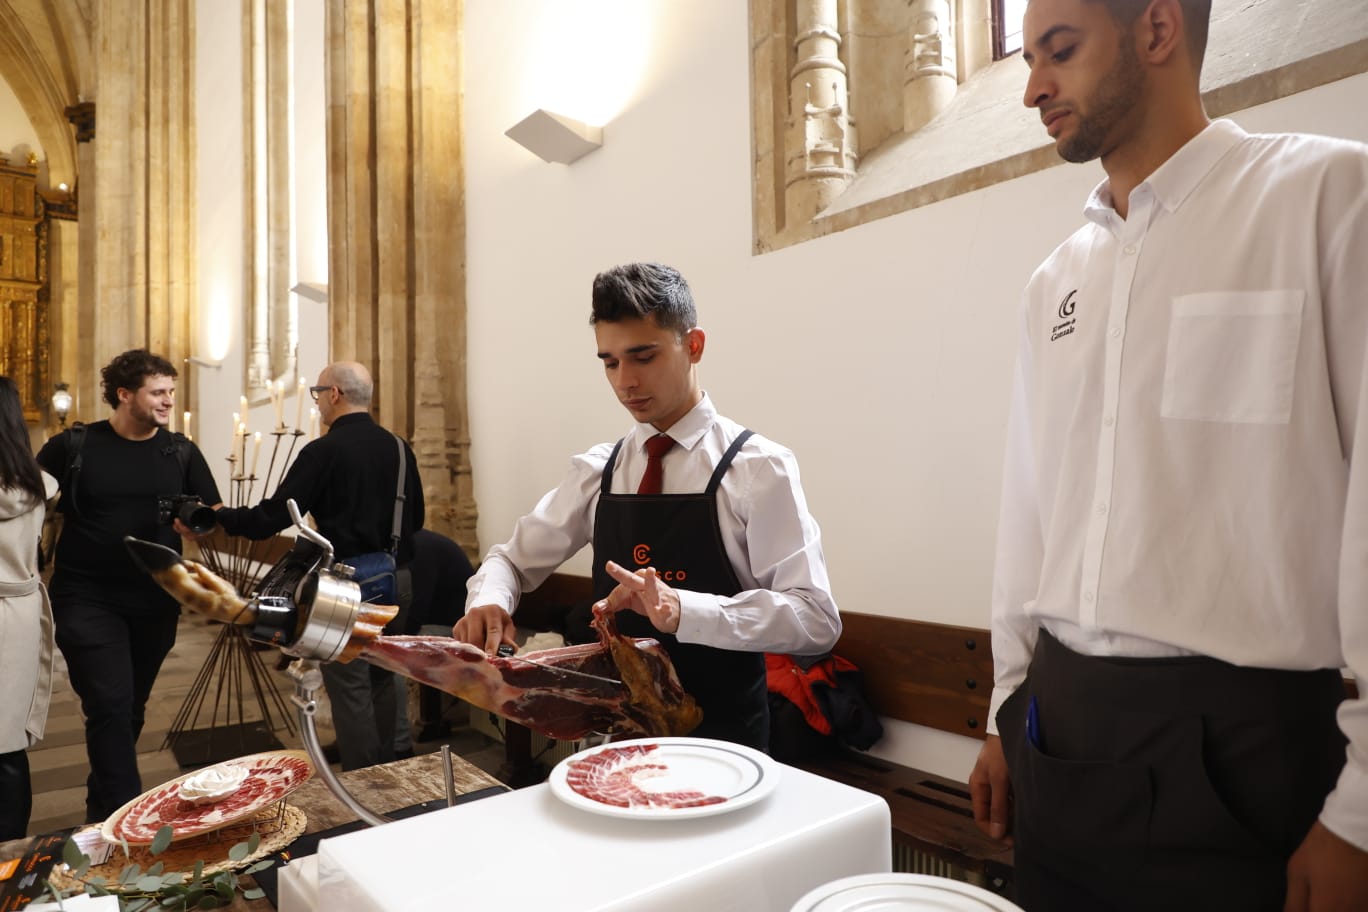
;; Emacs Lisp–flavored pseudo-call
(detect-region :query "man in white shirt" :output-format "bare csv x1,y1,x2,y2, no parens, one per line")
455,262,840,750
968,1,1368,910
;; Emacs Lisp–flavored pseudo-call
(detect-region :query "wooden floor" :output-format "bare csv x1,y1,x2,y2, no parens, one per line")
24,614,506,837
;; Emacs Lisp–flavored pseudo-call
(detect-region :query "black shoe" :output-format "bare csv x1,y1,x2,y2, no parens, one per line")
321,742,341,765
394,747,415,761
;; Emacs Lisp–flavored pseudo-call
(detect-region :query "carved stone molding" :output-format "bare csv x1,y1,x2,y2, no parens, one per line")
64,101,95,142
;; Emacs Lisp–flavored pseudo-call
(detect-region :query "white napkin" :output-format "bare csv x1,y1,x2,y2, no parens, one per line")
24,893,121,911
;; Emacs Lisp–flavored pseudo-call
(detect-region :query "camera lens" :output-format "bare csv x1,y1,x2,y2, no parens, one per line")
178,501,218,535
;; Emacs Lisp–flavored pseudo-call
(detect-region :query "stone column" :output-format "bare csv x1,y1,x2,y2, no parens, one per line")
784,0,858,228
325,0,477,556
903,0,957,134
90,0,195,374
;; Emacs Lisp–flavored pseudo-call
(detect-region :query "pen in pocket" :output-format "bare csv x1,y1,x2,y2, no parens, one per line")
1026,695,1043,750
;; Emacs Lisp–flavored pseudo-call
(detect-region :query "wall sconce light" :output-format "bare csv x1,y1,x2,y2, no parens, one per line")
505,109,603,164
187,356,223,370
51,382,73,428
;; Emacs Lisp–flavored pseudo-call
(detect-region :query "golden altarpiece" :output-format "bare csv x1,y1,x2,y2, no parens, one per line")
0,156,50,422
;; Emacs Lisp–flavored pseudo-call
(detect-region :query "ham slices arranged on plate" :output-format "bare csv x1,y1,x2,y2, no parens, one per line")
102,750,313,845
548,737,780,820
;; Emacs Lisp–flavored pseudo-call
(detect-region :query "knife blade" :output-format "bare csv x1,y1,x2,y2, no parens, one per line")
502,652,622,686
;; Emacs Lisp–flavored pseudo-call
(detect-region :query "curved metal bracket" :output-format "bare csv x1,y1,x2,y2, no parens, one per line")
287,659,391,826
287,498,335,567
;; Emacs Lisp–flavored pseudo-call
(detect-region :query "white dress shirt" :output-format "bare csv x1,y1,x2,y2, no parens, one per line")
467,393,841,655
989,119,1368,848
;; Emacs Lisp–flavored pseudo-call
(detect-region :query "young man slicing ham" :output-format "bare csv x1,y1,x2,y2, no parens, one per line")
454,262,841,751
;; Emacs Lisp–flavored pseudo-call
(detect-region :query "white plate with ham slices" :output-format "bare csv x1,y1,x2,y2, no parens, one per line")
101,750,313,845
548,737,780,820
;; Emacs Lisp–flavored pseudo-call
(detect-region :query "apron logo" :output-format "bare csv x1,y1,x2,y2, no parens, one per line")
631,544,688,581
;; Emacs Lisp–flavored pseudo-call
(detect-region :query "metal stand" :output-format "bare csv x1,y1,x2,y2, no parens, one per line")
288,659,392,826
163,622,296,767
162,429,305,768
287,659,460,827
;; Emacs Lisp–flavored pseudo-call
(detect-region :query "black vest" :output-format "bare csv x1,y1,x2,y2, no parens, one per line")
590,430,769,750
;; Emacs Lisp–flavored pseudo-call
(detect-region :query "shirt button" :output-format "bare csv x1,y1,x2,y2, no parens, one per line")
1109,326,1122,338
1103,414,1115,426
1083,590,1095,603
1096,502,1108,515
1123,245,1137,255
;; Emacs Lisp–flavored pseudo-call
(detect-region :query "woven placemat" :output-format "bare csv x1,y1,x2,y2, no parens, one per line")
50,803,306,892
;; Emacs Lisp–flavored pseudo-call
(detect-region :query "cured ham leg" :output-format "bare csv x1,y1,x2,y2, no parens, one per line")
125,536,703,740
360,619,702,740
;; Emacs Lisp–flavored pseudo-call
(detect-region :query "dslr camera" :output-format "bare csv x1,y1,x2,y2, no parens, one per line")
157,495,217,535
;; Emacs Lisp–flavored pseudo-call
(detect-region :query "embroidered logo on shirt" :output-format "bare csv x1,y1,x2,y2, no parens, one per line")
1051,290,1078,342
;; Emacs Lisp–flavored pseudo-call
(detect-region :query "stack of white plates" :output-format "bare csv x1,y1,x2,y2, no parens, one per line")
790,873,1025,912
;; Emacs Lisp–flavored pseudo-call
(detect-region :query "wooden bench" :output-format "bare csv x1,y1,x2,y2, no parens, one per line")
795,613,1014,889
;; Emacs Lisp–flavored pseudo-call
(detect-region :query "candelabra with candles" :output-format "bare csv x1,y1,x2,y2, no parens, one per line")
164,380,322,767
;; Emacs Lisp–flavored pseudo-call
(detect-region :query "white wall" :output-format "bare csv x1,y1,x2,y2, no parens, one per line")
462,0,1368,778
0,75,44,184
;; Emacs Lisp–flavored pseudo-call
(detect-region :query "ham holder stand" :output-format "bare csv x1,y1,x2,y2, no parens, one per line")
127,499,460,828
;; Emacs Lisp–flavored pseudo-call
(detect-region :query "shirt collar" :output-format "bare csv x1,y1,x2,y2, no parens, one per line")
1084,118,1247,227
628,392,715,452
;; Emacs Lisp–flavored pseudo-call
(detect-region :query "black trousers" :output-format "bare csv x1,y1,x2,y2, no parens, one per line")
51,584,179,822
0,749,31,839
999,629,1345,912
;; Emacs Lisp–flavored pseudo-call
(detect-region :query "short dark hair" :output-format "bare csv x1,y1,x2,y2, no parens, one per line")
1090,0,1211,69
590,263,697,337
101,349,177,409
0,376,46,503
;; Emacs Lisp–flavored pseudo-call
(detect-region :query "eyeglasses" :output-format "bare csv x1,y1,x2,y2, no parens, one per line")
308,385,335,402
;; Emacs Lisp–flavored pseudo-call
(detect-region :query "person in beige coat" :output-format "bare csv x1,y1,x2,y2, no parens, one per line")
0,376,58,838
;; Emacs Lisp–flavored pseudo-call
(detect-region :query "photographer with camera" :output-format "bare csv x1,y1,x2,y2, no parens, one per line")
36,349,221,823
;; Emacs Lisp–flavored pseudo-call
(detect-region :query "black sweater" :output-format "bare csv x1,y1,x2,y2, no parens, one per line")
36,420,221,589
216,412,424,564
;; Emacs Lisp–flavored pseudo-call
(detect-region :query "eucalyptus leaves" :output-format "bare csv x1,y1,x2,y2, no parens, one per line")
43,825,274,911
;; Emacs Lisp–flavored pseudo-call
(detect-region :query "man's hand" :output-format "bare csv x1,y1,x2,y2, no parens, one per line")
1285,821,1368,912
594,561,681,634
969,734,1013,843
453,604,516,656
172,518,213,542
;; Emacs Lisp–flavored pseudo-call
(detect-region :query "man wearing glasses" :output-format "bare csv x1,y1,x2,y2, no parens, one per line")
216,361,425,770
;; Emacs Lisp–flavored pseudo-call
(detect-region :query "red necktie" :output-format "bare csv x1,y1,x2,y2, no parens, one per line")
637,434,675,494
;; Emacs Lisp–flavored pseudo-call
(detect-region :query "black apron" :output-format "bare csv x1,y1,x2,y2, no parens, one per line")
590,430,769,750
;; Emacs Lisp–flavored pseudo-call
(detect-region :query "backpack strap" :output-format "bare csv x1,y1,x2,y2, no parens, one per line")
167,430,192,484
59,424,88,516
389,434,406,557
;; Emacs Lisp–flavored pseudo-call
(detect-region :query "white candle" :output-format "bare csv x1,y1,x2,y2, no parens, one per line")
238,422,248,467
295,378,308,431
184,411,192,441
273,381,285,428
250,431,262,478
229,412,240,460
309,407,319,439
239,395,248,418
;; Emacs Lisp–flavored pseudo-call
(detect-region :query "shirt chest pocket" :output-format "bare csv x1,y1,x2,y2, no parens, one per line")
1160,290,1304,424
